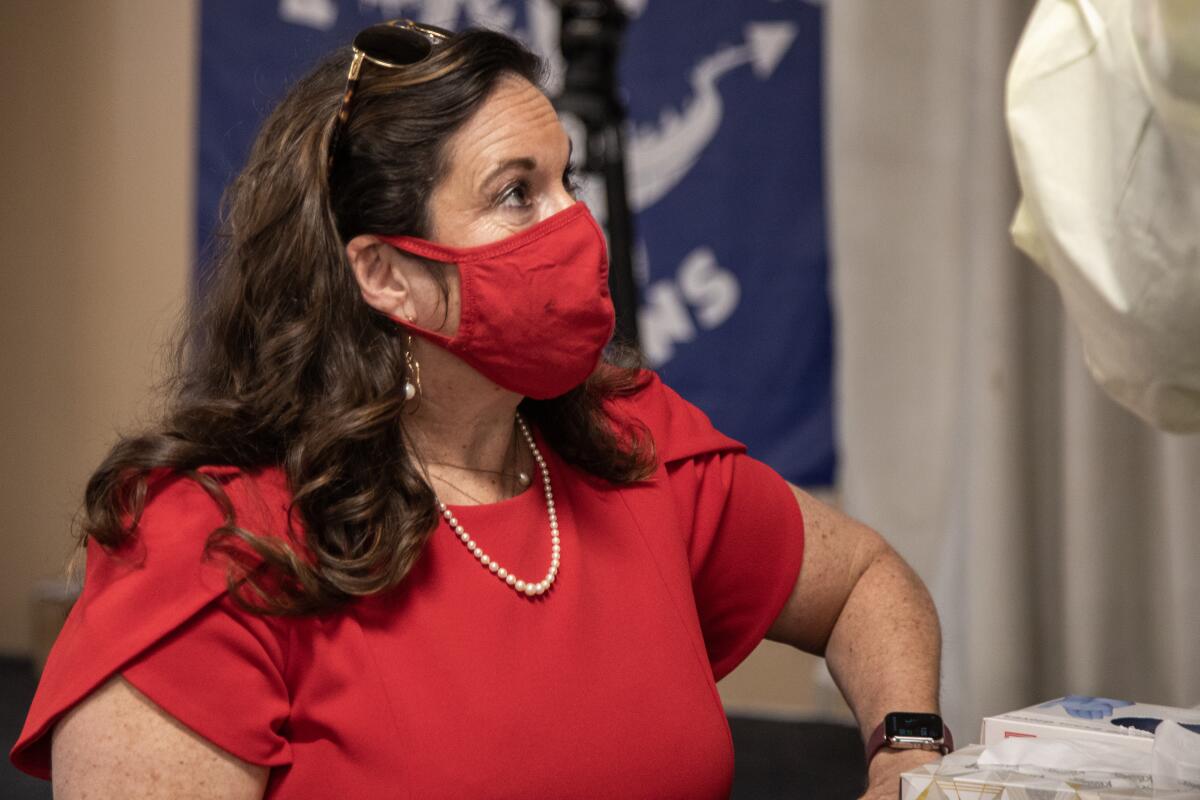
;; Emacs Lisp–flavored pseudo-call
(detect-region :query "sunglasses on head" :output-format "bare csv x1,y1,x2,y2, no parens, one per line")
327,19,452,172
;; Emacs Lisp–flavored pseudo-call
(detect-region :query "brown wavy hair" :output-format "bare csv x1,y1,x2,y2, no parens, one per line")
81,28,654,615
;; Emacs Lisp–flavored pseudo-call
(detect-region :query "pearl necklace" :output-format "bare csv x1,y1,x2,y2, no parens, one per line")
437,414,559,597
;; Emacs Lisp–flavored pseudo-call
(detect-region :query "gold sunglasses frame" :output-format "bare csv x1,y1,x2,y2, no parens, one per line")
327,19,452,172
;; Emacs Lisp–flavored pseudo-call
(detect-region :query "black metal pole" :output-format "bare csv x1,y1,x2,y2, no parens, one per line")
600,122,638,346
554,0,641,349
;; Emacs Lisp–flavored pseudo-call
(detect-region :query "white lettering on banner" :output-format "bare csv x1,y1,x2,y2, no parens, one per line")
355,0,513,29
279,0,338,29
639,247,741,367
640,282,695,367
678,247,739,329
352,0,644,32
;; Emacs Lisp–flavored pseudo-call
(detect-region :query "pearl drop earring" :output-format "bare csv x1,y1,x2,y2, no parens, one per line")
403,333,422,404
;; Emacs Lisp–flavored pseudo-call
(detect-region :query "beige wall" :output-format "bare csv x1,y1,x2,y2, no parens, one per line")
0,0,196,655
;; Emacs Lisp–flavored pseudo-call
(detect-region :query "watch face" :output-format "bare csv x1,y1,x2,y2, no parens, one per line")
886,712,944,741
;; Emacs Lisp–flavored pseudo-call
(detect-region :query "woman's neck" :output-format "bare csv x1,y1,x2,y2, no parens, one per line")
402,341,531,505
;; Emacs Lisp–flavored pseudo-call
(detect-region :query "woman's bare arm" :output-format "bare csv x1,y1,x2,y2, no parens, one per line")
768,484,943,796
51,676,268,799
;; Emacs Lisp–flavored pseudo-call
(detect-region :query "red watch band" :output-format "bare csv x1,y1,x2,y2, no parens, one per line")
865,717,954,765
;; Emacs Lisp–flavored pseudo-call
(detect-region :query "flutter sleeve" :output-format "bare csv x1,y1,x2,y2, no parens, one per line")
9,468,295,779
609,371,806,681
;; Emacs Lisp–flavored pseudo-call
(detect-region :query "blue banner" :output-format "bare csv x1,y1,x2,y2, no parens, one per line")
197,0,833,485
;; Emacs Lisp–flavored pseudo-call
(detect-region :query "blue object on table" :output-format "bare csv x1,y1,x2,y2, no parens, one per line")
1041,695,1135,720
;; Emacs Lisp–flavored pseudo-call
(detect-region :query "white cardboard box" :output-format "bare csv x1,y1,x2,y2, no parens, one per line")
900,744,1200,799
981,697,1200,753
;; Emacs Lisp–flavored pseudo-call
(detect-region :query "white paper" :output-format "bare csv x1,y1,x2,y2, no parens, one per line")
978,736,1154,773
1155,721,1200,789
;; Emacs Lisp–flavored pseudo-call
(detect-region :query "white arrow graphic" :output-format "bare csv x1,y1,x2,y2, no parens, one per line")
626,20,798,212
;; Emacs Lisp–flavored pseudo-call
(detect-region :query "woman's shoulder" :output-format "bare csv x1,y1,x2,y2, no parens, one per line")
135,465,294,545
9,466,297,779
98,465,297,583
600,368,745,464
81,463,298,621
74,465,301,659
141,464,292,521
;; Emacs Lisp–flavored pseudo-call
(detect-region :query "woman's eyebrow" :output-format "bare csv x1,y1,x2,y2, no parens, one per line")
479,157,537,191
478,140,574,192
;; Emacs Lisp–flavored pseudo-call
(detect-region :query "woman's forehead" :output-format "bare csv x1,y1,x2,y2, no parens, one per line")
444,76,570,186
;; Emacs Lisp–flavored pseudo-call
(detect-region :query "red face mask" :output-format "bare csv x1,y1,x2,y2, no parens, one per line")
377,202,615,400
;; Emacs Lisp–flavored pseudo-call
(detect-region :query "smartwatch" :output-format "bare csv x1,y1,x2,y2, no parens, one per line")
865,712,954,765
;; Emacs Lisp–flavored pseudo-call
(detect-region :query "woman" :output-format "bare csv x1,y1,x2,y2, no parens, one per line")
11,21,945,799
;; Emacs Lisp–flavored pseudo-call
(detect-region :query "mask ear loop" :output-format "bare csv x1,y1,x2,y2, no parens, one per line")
403,331,422,411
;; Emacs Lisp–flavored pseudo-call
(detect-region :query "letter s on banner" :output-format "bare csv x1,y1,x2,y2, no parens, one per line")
678,247,740,329
638,247,741,367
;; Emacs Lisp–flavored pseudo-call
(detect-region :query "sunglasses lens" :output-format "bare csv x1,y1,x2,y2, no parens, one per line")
353,24,436,66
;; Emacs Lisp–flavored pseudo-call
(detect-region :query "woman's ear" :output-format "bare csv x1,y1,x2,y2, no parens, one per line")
345,235,417,321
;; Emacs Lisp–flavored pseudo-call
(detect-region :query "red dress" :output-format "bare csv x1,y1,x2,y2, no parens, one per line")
11,373,805,799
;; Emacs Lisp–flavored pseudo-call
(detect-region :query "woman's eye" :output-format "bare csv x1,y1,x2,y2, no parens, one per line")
496,166,580,209
499,181,532,208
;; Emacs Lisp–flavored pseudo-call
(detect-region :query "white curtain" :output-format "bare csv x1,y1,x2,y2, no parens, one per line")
826,0,1200,742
